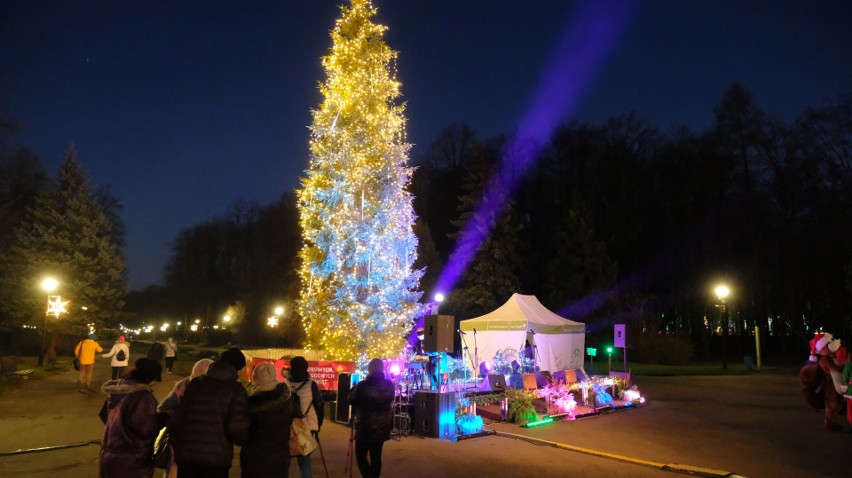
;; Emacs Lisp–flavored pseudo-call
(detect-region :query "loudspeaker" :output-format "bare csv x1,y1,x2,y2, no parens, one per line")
335,373,352,423
423,315,453,353
552,369,578,385
508,373,524,390
413,391,456,438
522,373,538,390
486,374,506,391
535,371,553,388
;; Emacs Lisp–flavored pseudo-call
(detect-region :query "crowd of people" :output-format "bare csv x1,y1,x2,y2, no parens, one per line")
90,336,396,478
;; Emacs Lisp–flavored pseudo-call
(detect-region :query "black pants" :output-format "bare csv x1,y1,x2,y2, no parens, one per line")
165,356,175,371
110,366,125,380
177,463,229,478
355,439,384,478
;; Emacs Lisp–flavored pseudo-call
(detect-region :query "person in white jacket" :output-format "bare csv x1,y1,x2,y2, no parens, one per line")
102,336,131,380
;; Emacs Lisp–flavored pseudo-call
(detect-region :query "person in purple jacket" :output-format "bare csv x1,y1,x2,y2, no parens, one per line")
98,357,162,478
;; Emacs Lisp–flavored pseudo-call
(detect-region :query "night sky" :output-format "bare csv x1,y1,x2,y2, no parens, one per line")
2,1,850,289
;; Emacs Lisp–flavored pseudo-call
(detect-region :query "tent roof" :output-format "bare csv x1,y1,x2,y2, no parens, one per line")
459,293,585,334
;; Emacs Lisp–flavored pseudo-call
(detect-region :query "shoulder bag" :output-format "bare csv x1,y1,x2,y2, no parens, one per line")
73,342,82,371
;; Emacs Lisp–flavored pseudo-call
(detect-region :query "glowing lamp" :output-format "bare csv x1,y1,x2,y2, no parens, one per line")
389,363,401,376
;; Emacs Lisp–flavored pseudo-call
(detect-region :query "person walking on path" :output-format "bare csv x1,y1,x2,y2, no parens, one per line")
169,348,249,478
349,358,395,478
74,333,103,392
102,336,131,380
98,357,163,478
164,338,178,374
240,361,295,478
285,356,324,478
157,358,214,478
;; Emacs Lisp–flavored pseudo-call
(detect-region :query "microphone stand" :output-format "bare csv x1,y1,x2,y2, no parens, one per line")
473,328,480,388
459,331,476,390
530,330,542,373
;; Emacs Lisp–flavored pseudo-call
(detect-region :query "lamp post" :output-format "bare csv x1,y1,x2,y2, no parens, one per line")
39,277,59,366
715,284,730,370
606,346,613,372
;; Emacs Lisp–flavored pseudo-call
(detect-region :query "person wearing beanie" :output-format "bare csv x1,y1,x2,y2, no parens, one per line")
816,333,844,431
157,358,215,478
240,362,294,477
349,358,395,478
102,336,131,380
285,356,324,478
169,349,249,478
98,358,162,478
74,332,103,392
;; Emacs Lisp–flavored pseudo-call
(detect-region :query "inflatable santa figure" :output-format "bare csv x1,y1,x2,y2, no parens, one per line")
815,332,843,431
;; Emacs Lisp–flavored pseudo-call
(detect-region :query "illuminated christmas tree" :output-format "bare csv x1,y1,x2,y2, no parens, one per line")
297,0,423,362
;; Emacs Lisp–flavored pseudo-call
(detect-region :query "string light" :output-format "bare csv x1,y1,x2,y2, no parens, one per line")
297,0,424,361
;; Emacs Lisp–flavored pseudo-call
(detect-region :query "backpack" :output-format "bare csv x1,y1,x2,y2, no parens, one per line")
291,381,309,418
116,348,126,362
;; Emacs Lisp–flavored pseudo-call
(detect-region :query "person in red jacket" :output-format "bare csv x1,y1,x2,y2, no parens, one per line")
98,357,162,478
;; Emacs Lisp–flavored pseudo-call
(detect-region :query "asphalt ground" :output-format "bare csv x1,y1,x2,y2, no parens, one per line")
0,359,849,478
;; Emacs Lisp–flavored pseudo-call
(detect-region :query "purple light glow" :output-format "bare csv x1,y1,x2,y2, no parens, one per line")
434,0,639,297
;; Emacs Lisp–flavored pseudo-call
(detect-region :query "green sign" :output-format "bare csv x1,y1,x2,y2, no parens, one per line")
586,347,597,357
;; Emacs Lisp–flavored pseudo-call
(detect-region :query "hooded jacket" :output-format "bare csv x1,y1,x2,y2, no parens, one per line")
103,342,130,367
168,360,249,468
349,372,395,443
240,383,294,477
98,379,158,478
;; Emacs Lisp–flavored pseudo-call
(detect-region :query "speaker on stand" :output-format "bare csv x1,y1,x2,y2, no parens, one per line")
335,372,352,424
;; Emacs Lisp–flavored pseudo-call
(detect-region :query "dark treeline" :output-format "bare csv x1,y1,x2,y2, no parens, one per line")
2,82,850,363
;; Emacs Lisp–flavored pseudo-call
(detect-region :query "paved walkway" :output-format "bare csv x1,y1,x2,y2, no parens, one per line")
0,359,849,477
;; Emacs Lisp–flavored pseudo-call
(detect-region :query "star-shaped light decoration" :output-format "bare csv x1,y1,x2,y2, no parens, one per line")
46,295,68,318
266,316,279,328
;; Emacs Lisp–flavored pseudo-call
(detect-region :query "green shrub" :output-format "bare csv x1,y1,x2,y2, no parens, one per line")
504,388,539,425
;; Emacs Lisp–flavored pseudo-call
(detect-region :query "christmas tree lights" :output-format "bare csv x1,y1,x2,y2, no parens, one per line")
297,0,423,363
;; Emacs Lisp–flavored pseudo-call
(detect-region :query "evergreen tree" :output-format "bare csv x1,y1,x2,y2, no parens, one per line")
542,198,617,312
5,143,126,362
297,0,423,362
447,146,521,319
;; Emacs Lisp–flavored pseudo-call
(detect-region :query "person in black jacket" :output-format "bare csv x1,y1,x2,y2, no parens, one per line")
240,361,294,478
349,358,395,478
169,347,250,478
98,357,162,478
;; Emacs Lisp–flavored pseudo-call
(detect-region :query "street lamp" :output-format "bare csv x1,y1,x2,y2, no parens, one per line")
606,346,614,372
39,277,60,366
715,284,730,369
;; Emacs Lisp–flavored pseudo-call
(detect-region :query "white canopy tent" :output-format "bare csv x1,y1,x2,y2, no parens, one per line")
458,294,585,374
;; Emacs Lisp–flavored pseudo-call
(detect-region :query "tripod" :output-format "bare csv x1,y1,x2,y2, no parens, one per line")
460,330,477,389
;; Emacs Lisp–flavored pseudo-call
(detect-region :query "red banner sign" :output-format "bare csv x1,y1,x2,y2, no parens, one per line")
247,357,355,391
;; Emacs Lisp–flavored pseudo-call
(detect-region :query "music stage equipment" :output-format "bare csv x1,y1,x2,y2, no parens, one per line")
535,370,553,388
335,372,352,423
413,391,456,438
423,315,453,353
485,374,506,391
522,373,538,390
